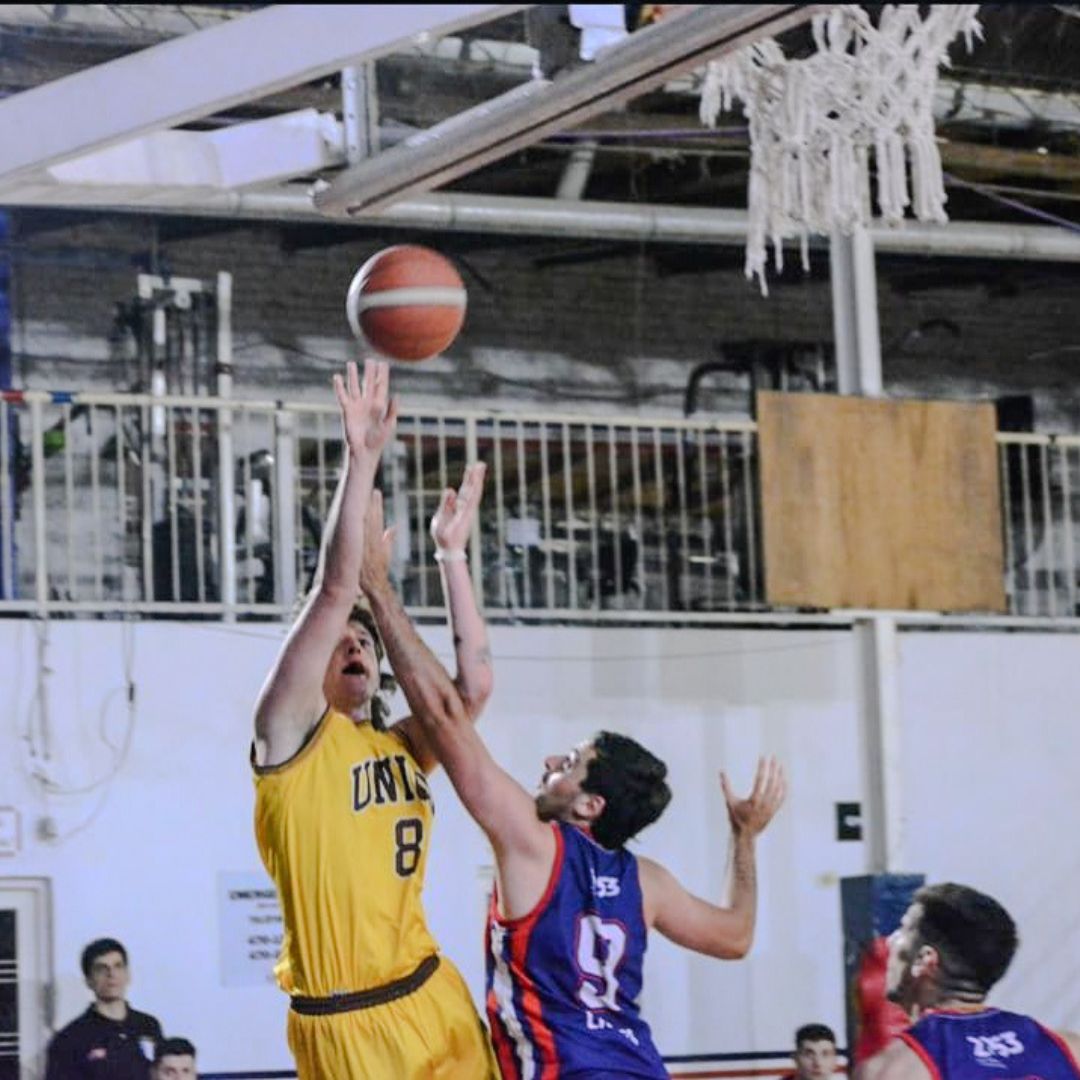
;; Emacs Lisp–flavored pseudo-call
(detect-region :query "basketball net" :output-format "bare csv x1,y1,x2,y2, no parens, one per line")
699,5,982,294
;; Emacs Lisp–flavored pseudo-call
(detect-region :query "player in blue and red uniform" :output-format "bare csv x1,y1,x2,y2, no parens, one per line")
484,738,782,1079
361,468,786,1080
855,883,1080,1080
486,758,668,1080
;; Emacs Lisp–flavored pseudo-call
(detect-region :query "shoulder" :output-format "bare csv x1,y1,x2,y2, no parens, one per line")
636,853,673,893
252,708,335,775
635,854,676,923
128,1008,163,1035
49,1010,91,1042
1050,1029,1080,1068
47,1009,98,1056
855,1037,932,1080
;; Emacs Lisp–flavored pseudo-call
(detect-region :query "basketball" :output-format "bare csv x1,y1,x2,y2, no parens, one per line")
345,245,467,362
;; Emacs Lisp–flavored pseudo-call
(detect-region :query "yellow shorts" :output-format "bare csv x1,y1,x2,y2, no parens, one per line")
287,956,498,1080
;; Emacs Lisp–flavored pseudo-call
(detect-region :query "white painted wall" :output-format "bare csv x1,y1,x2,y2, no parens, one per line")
1,620,1078,1075
897,632,1080,1030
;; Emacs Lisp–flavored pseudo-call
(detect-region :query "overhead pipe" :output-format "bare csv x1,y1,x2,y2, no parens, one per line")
5,187,1080,263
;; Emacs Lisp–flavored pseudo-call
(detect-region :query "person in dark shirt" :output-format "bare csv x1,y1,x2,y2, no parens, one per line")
45,937,162,1080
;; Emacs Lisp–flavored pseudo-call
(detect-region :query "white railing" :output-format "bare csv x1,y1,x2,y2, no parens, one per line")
0,390,1073,622
0,391,763,621
997,432,1080,618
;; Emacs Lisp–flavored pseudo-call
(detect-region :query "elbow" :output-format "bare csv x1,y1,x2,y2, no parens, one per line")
726,935,753,961
713,925,754,961
413,686,471,732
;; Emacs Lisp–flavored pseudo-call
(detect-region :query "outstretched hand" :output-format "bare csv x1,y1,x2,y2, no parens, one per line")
720,756,786,839
360,489,395,592
431,462,487,553
333,359,397,459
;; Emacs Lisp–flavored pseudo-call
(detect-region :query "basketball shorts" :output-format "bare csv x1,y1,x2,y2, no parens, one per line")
287,955,498,1079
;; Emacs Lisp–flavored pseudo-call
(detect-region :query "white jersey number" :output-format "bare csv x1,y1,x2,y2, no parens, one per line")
576,914,627,1011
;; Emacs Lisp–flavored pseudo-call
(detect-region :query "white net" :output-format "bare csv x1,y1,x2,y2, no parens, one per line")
699,5,982,293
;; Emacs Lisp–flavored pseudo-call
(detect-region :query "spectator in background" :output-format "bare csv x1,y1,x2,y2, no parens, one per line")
151,1038,197,1080
790,1024,841,1080
45,937,162,1080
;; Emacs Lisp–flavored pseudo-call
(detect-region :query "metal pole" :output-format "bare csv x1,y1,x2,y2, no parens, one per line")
465,415,484,604
854,615,905,872
216,271,237,620
830,222,902,872
556,140,597,200
341,63,379,165
829,228,856,393
831,225,882,395
29,396,48,614
273,408,298,611
851,226,883,396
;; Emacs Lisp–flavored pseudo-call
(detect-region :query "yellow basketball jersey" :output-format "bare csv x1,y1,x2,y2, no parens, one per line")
254,710,438,997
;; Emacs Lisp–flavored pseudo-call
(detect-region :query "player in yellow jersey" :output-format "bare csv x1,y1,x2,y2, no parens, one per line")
251,359,497,1079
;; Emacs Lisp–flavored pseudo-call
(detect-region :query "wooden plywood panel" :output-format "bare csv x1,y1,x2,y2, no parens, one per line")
758,392,1006,612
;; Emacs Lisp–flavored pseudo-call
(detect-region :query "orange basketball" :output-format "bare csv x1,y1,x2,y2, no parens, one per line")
345,245,467,362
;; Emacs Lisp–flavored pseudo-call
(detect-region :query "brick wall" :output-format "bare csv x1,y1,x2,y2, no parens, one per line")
10,212,1080,429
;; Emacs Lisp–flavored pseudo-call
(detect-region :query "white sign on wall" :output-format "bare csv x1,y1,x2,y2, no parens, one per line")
217,871,282,987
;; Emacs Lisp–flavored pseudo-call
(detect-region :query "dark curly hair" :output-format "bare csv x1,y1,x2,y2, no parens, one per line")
912,883,1018,996
581,731,671,849
154,1037,196,1063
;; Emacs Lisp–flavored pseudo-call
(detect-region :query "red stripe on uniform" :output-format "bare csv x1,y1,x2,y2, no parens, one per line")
486,985,520,1079
1035,1022,1080,1078
485,898,521,1079
495,824,565,1080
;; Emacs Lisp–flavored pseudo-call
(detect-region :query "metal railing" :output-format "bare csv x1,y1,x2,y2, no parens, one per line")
997,432,1080,618
0,389,1074,622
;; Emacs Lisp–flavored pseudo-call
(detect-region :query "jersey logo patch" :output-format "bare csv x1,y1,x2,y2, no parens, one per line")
352,754,432,813
591,870,620,898
967,1032,1025,1069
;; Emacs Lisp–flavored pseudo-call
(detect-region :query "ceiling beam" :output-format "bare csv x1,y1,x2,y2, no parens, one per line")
313,4,821,216
47,110,346,190
0,4,522,187
0,4,240,37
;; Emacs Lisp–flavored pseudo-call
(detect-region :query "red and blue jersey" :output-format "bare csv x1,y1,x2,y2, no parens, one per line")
485,821,669,1079
902,1008,1080,1080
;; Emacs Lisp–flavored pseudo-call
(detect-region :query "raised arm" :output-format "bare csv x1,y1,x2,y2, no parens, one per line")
361,466,553,871
253,359,396,767
359,466,492,770
640,756,785,959
429,462,494,713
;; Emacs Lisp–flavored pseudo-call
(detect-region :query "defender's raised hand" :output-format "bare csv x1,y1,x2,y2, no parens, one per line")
431,462,487,554
720,756,786,839
333,359,397,458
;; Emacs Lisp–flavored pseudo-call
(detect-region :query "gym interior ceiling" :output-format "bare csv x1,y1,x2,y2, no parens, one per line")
0,4,1078,291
